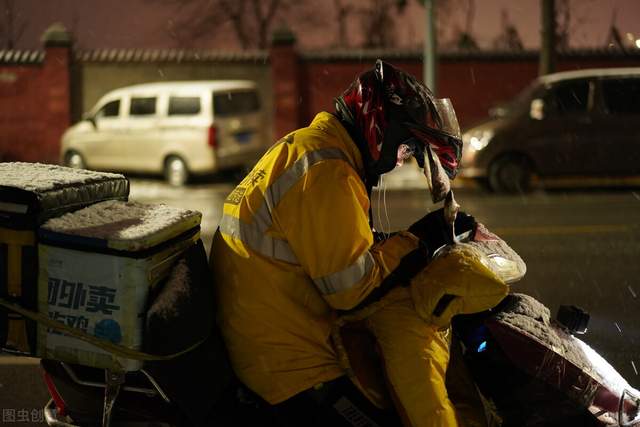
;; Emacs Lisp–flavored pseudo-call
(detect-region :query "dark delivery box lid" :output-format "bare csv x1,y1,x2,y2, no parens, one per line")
0,162,129,228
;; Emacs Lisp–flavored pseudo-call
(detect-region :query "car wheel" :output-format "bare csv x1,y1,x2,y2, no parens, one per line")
475,177,492,192
64,151,86,169
488,155,533,193
164,156,189,186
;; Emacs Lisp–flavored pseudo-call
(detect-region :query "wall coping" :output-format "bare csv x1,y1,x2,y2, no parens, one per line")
1,47,638,66
75,49,269,63
0,50,45,64
299,47,640,62
41,22,72,47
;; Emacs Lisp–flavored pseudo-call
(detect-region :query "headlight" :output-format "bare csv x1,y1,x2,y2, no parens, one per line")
620,388,640,426
481,254,524,284
463,130,493,151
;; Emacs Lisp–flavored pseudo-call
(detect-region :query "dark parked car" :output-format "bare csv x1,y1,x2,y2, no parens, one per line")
460,68,640,192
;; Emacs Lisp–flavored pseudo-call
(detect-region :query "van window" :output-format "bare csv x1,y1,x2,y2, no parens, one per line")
168,96,201,115
213,91,259,116
130,97,157,116
548,80,590,114
602,78,640,114
96,100,120,118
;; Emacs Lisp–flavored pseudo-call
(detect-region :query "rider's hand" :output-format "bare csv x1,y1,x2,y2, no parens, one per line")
408,208,477,255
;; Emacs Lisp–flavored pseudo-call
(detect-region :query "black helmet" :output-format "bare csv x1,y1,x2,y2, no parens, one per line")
335,60,463,202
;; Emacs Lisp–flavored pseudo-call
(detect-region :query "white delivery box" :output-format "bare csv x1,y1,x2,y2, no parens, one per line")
0,162,129,355
37,200,201,371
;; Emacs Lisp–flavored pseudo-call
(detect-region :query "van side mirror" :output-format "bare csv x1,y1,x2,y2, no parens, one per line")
529,98,545,120
82,112,97,129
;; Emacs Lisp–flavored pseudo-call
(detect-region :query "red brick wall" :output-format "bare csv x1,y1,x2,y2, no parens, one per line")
439,59,539,128
0,39,638,164
270,41,303,140
299,59,533,130
40,47,71,163
298,55,640,131
300,61,422,129
0,46,70,163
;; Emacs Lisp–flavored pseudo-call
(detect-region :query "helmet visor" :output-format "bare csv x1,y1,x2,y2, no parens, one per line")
405,97,463,179
431,98,461,139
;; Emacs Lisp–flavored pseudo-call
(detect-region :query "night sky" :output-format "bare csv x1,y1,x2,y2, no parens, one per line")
11,0,640,51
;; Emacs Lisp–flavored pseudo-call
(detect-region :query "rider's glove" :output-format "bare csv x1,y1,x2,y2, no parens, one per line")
408,208,477,256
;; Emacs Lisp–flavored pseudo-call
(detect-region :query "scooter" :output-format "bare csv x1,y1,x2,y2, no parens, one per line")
39,210,640,427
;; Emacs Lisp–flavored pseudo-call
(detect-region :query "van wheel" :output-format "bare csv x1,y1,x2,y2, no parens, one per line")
164,156,189,186
488,155,533,193
64,151,86,169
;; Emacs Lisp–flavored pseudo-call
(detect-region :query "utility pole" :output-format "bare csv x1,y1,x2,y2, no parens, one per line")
539,0,556,76
423,0,437,94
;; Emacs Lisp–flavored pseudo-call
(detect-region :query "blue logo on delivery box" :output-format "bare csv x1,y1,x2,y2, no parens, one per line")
94,319,123,344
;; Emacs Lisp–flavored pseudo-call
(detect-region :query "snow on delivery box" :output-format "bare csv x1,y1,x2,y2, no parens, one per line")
0,162,129,354
37,200,201,371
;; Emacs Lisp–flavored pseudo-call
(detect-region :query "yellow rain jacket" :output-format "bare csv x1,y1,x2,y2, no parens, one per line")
210,112,421,404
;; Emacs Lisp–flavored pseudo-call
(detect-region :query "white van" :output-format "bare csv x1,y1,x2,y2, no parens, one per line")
61,80,268,185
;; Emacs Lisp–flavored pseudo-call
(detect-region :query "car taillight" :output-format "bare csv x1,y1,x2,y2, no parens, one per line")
42,370,67,417
208,125,217,148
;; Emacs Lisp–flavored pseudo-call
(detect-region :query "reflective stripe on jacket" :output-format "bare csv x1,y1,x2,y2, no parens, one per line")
210,112,420,404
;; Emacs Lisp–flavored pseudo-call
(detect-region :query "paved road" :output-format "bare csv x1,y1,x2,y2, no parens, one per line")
377,186,640,388
2,176,639,423
129,177,640,388
128,177,640,388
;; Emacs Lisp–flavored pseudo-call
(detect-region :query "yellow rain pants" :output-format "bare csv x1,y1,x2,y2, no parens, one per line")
337,243,509,427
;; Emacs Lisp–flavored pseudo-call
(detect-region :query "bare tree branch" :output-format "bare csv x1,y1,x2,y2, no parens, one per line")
556,0,571,50
358,0,397,48
333,0,353,47
250,0,281,49
415,0,473,50
220,0,251,49
150,0,290,49
464,0,475,35
2,0,26,49
493,8,523,51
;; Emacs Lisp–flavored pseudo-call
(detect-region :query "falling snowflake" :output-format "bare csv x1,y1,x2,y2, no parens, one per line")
614,322,623,333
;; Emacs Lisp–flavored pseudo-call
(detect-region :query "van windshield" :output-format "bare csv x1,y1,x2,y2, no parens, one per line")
213,90,260,116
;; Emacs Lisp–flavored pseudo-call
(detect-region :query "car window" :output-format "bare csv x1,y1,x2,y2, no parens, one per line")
213,90,260,116
601,78,640,115
505,81,541,116
130,97,157,116
95,99,120,119
547,80,590,114
168,96,201,115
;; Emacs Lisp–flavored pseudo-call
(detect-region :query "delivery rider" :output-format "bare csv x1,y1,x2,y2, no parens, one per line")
210,60,499,426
